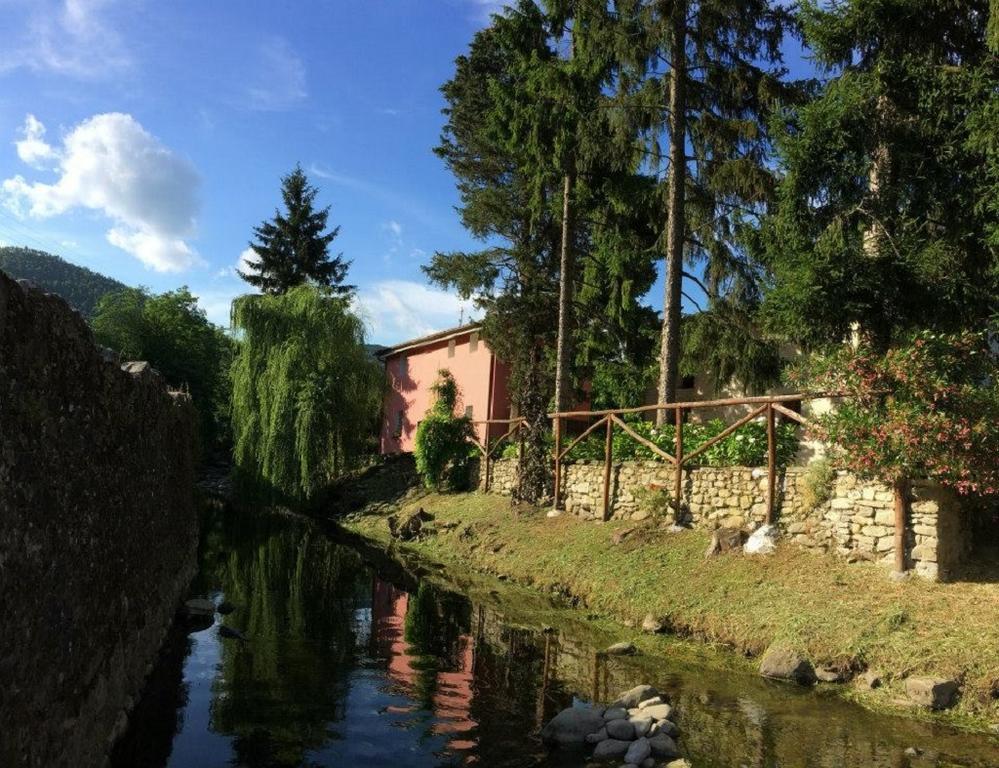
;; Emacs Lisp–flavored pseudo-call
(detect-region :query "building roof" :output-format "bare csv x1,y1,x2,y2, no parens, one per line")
375,322,482,359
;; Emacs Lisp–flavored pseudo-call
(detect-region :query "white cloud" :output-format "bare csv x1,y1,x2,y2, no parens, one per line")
0,0,131,79
245,37,307,111
353,279,477,345
386,220,402,238
15,115,59,168
1,112,201,272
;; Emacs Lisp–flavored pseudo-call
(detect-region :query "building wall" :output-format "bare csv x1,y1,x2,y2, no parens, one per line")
0,273,197,767
380,330,502,453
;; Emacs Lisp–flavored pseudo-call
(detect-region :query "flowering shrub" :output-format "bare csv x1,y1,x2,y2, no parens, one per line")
787,330,999,496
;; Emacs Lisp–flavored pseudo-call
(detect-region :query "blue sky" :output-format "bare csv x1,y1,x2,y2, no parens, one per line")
0,0,814,345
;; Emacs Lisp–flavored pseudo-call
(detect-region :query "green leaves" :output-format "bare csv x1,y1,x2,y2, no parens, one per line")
414,370,476,491
230,286,381,506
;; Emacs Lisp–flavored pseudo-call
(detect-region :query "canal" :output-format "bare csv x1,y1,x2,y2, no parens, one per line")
111,504,998,767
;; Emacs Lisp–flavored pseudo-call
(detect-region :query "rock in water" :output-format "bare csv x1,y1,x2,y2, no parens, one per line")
641,703,672,721
611,685,659,709
540,705,606,747
744,524,778,555
625,737,651,764
759,647,817,685
905,677,960,710
591,739,631,759
184,598,215,617
605,641,636,656
219,625,247,641
605,718,635,740
648,733,681,759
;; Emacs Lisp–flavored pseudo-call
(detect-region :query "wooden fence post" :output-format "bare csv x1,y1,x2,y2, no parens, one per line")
603,416,613,521
766,403,776,524
674,406,683,522
553,416,562,510
894,477,909,574
484,446,491,493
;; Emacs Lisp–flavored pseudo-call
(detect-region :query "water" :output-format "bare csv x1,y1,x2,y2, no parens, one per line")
112,505,998,768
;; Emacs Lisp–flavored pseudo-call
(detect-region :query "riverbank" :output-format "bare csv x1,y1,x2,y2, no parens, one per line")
339,490,999,733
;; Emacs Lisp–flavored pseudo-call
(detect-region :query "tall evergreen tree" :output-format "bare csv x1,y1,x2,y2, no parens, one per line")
239,166,352,295
612,0,794,420
761,0,998,348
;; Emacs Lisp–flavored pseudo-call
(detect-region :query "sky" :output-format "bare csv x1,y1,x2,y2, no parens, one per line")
0,0,815,346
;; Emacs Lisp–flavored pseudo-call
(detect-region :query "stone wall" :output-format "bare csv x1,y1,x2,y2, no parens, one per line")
483,457,972,580
0,273,198,768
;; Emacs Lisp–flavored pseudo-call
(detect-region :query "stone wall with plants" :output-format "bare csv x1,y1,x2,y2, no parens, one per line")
0,273,197,768
482,456,971,580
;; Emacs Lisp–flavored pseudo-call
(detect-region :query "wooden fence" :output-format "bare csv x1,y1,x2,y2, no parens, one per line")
549,393,821,524
470,417,526,492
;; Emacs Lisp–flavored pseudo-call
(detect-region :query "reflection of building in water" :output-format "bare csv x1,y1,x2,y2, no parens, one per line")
369,577,477,757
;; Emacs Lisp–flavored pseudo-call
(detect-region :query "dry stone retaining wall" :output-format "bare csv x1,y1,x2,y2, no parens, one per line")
481,457,971,581
0,273,198,768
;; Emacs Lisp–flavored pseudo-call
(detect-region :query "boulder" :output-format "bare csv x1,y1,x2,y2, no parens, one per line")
388,508,434,541
641,613,664,633
184,598,215,617
605,641,637,656
641,759,656,768
665,760,692,768
641,703,673,721
759,647,817,685
624,737,651,765
650,719,679,737
611,685,659,709
591,738,631,759
629,716,653,737
855,669,882,691
637,696,663,709
606,718,635,740
648,733,681,759
744,524,778,555
541,705,606,747
705,526,745,557
905,677,960,710
603,707,628,722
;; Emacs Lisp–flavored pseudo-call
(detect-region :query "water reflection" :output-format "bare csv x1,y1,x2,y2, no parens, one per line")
112,507,998,768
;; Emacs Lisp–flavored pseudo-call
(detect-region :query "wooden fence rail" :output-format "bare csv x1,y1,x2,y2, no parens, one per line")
470,417,526,492
549,393,834,523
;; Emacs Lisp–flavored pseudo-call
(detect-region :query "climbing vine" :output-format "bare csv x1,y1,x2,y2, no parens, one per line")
414,369,476,491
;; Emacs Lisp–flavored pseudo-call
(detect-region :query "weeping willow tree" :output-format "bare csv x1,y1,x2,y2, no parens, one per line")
230,285,382,506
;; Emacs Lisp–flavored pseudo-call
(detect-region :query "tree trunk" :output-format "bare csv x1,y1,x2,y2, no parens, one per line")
554,171,575,413
515,345,552,504
656,0,687,426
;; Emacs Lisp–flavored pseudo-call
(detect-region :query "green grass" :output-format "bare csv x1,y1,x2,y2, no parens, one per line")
343,490,999,731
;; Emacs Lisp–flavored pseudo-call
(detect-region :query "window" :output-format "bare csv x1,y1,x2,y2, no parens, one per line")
398,355,408,377
395,410,404,435
469,331,479,352
464,405,473,419
448,339,456,357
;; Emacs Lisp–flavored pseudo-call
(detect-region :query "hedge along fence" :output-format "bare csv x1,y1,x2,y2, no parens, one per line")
550,394,824,533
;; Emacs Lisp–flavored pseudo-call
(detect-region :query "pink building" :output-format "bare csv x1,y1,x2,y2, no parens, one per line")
377,324,512,454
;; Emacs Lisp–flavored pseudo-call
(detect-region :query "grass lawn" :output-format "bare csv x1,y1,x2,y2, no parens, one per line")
341,489,999,731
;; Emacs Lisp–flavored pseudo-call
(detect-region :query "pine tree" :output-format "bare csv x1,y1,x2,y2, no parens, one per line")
612,0,794,420
761,0,998,348
239,166,352,295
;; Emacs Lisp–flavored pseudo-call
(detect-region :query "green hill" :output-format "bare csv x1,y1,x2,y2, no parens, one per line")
0,247,127,318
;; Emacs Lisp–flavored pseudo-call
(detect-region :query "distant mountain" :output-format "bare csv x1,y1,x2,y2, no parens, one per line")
0,247,127,318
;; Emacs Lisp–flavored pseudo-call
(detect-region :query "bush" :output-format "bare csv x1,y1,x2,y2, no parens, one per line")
414,370,476,491
800,457,835,510
788,329,999,496
563,414,799,467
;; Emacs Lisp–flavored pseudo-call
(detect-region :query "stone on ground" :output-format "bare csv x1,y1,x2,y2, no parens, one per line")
705,526,745,557
629,716,653,737
650,719,679,737
744,524,778,555
855,670,882,690
905,677,960,710
540,705,606,747
665,760,692,768
759,647,817,685
585,726,608,744
815,665,849,683
603,707,628,721
641,613,663,633
637,695,663,709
